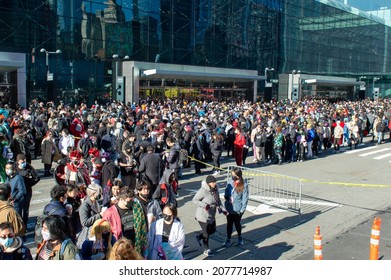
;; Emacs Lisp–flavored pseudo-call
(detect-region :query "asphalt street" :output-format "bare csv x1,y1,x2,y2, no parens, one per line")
24,135,391,260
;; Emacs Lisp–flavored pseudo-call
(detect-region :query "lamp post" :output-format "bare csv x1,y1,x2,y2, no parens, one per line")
40,48,61,101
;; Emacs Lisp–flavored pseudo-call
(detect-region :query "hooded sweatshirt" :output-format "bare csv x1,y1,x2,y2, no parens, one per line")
153,169,177,208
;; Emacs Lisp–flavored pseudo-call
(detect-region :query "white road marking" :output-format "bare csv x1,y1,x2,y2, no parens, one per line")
345,146,376,154
374,153,391,160
359,148,391,157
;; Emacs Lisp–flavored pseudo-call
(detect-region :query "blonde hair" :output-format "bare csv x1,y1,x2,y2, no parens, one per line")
90,219,113,259
108,237,144,260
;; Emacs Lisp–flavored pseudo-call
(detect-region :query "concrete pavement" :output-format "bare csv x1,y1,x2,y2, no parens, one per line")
25,135,391,260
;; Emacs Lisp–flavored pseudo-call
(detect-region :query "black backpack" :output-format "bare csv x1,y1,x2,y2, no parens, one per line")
34,205,63,246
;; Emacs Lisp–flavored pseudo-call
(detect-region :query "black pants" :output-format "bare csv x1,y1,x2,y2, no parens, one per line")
226,140,234,157
44,163,52,175
197,220,216,250
226,213,242,240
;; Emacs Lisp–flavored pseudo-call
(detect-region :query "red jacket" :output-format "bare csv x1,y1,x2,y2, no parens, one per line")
234,133,246,148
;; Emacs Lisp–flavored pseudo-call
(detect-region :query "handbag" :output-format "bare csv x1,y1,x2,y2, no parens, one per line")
53,148,62,162
76,226,92,249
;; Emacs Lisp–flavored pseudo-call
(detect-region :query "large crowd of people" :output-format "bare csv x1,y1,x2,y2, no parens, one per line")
0,95,390,260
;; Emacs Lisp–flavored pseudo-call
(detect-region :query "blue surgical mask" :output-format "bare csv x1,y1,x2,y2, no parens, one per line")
19,162,27,169
0,237,14,248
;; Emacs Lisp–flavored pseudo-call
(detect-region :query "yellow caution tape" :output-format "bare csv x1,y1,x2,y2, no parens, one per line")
187,156,391,188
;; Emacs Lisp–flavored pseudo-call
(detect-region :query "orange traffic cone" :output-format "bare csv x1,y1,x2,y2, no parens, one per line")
369,217,381,260
314,226,323,260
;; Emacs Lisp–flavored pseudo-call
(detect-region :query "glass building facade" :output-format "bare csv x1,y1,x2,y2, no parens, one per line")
1,0,391,105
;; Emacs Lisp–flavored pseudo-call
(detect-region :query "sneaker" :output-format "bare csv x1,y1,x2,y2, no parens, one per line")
238,237,244,246
223,239,232,248
203,249,214,257
195,235,202,247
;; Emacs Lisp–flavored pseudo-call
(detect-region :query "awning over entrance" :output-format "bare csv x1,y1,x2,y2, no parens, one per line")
303,78,364,86
141,68,263,82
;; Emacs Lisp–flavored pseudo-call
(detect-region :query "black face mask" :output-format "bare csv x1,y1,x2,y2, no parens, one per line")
95,194,101,201
140,193,149,199
125,200,133,209
102,232,110,240
232,176,238,181
162,213,173,222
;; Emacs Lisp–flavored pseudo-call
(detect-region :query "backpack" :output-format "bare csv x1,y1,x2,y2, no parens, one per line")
178,149,189,168
158,181,178,209
60,238,82,260
2,145,13,160
34,205,63,246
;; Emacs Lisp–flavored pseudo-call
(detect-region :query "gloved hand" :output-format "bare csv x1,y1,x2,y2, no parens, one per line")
205,204,210,211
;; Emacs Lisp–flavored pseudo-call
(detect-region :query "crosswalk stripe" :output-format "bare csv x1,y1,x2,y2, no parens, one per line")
359,148,391,157
374,153,391,160
345,146,376,154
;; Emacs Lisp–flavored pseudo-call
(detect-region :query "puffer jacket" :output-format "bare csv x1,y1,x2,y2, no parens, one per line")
192,179,223,224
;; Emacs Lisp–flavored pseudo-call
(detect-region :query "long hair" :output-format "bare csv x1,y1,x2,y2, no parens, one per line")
90,219,113,259
232,167,244,193
43,215,68,242
108,237,143,260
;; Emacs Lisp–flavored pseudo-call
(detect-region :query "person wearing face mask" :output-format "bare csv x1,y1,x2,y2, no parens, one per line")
15,154,40,229
117,143,137,190
64,150,90,193
193,175,226,257
189,133,206,175
5,162,27,221
41,130,56,176
223,167,249,247
103,186,147,256
233,127,246,166
36,185,71,245
69,113,84,148
102,178,123,208
146,203,185,260
135,180,162,231
138,145,164,196
58,128,75,157
0,132,10,183
0,183,25,237
0,221,32,260
101,151,118,190
81,219,115,260
77,183,104,249
77,130,94,159
36,215,79,260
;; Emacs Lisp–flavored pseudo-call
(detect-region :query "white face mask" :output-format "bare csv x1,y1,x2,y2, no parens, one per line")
41,230,52,241
5,169,13,176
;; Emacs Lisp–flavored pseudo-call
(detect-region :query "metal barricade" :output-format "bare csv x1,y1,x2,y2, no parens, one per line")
226,166,302,220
